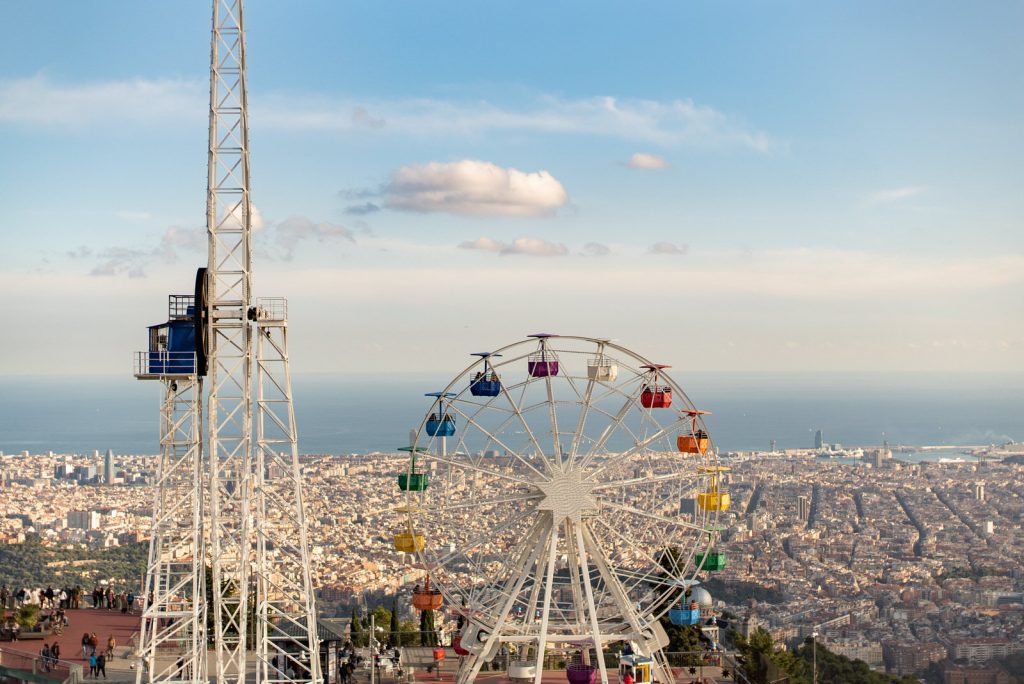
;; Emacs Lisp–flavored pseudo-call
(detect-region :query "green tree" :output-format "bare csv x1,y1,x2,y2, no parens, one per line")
420,609,438,646
390,598,401,646
15,604,40,630
351,607,365,647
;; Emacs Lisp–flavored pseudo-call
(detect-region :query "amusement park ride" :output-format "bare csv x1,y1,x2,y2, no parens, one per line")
133,2,318,683
129,4,731,684
397,336,732,684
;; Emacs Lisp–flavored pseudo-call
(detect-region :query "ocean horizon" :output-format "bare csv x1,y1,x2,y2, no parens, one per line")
1,371,1021,457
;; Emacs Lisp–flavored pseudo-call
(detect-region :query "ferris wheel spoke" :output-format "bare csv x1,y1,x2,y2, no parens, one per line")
446,405,550,481
584,414,689,481
543,373,563,471
580,522,653,639
498,378,555,476
564,364,600,470
597,499,710,535
429,452,537,487
431,491,542,513
588,517,676,597
433,507,537,567
590,469,700,492
575,392,642,471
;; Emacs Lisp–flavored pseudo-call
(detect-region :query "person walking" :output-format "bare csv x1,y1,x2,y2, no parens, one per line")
89,632,99,656
82,632,91,659
88,653,97,678
126,591,135,613
106,635,116,660
51,643,61,665
41,644,52,672
96,653,107,679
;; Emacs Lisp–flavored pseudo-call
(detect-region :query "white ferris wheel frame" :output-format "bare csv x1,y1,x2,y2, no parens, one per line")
399,336,726,684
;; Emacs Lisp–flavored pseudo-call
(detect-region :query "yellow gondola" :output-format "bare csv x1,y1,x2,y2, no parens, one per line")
697,465,731,512
394,531,425,553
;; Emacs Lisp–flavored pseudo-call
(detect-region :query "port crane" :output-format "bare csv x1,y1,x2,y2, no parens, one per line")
134,2,320,683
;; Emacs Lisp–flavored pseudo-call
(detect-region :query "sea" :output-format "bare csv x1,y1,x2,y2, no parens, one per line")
0,372,1021,458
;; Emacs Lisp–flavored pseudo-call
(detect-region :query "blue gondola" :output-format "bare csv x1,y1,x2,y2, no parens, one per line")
668,605,701,626
426,413,456,437
469,352,503,396
424,392,457,437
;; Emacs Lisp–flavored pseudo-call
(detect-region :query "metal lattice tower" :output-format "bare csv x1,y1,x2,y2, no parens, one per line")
254,303,321,684
134,342,207,684
206,1,255,681
136,2,319,683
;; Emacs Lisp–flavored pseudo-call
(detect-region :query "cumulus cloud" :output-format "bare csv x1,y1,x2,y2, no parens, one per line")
158,226,206,262
0,76,775,151
649,241,689,255
580,242,611,257
344,202,381,216
866,186,927,206
274,217,355,260
623,153,670,169
459,236,568,257
384,160,569,217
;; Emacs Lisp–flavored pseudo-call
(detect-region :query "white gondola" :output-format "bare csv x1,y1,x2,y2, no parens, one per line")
587,356,618,381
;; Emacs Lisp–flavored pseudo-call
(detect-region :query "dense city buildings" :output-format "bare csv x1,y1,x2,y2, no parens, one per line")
1,445,1022,678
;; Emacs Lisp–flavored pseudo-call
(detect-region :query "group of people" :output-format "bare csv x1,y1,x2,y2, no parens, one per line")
38,642,61,671
81,632,116,677
336,639,402,684
0,584,137,614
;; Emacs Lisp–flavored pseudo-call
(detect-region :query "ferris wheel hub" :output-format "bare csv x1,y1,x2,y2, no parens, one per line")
535,471,599,523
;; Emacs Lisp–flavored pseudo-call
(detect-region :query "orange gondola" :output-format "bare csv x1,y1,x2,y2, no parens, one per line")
412,577,443,611
677,409,711,454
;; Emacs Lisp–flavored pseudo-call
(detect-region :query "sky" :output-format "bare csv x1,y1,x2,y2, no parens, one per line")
1,1,1022,376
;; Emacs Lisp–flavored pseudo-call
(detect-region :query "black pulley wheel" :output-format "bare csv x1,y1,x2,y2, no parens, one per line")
193,267,209,376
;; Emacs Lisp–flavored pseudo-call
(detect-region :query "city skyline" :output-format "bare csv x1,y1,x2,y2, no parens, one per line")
1,2,1022,376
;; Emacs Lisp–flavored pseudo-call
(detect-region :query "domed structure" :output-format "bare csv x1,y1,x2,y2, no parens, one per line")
691,587,713,607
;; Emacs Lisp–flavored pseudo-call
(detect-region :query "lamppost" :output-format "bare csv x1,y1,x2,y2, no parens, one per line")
811,631,818,684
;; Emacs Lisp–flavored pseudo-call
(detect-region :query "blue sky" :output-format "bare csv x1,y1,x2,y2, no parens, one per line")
1,1,1021,375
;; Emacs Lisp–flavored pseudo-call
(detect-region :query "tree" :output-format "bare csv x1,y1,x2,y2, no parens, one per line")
390,598,401,646
420,609,438,646
351,607,365,647
15,604,40,630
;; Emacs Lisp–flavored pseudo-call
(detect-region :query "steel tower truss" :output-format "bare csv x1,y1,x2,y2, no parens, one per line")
254,304,321,684
135,370,207,684
205,2,319,683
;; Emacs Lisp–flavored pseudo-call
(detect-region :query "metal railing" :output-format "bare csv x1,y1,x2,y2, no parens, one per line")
134,350,198,377
254,297,288,321
0,646,83,684
167,294,195,319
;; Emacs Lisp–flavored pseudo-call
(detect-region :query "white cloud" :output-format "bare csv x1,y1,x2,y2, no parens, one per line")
500,237,568,257
649,241,689,255
0,74,203,127
158,226,206,262
274,217,354,260
458,237,505,253
580,242,611,257
384,160,569,217
459,236,568,257
0,75,775,150
866,186,927,205
623,153,670,169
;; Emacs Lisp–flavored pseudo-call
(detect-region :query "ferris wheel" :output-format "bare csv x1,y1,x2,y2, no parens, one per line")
395,335,730,684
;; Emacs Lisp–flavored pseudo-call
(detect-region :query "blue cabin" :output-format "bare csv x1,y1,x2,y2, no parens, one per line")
426,413,456,437
146,297,197,375
470,372,501,397
668,606,701,626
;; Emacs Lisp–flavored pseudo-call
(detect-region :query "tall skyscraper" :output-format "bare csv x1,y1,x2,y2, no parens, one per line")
104,448,115,485
798,495,809,521
814,429,824,450
974,482,985,502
